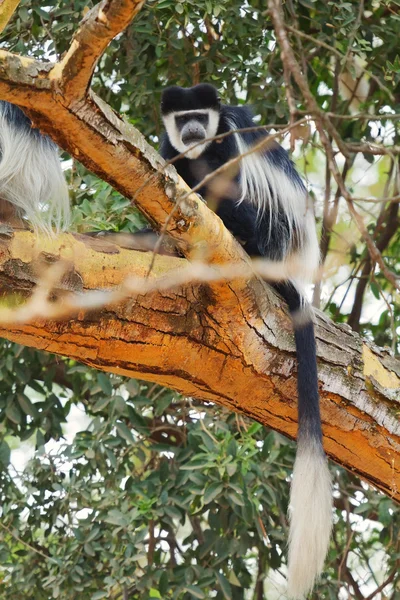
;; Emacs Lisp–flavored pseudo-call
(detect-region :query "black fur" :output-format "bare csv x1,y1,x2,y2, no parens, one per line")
161,84,220,115
274,282,322,442
160,84,323,447
161,103,306,262
0,101,55,148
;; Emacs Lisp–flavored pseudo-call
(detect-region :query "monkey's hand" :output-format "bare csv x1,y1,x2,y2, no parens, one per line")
0,223,15,238
84,228,179,256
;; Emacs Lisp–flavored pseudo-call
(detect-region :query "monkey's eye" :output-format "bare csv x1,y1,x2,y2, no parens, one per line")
175,115,189,128
175,113,209,128
195,114,209,126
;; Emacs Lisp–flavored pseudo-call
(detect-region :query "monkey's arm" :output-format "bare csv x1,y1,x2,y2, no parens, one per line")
85,228,179,256
214,198,260,256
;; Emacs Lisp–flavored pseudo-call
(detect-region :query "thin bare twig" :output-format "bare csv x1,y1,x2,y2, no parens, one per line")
326,111,400,121
345,142,400,156
268,0,400,293
352,194,400,204
134,119,309,206
285,24,394,101
0,252,315,325
364,568,398,600
0,521,56,564
146,117,309,277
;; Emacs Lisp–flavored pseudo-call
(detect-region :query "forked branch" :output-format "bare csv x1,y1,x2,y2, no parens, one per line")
57,0,145,103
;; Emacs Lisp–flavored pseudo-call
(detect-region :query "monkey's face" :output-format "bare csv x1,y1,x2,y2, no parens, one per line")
163,109,220,159
161,84,220,159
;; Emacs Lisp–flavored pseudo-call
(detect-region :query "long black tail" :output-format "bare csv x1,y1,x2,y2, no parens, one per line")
274,282,332,600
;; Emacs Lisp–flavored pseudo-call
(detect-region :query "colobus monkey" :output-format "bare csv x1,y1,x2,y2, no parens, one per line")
0,92,331,598
160,84,332,599
0,101,69,233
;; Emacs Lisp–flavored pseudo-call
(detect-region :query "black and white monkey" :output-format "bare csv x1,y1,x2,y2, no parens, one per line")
160,84,332,599
0,89,331,598
0,101,69,233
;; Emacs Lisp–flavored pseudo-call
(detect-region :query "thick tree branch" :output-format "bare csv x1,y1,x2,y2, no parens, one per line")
0,49,245,269
0,0,20,35
0,231,399,502
0,1,398,508
56,0,145,103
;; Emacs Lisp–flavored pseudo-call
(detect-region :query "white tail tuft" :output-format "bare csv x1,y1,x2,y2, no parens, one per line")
287,437,332,599
0,110,70,234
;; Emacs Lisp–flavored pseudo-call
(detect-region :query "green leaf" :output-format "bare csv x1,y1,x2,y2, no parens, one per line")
86,525,101,543
164,506,183,520
105,447,117,468
114,395,128,415
154,393,173,416
159,571,169,596
127,406,148,430
185,585,206,599
354,502,372,515
84,542,96,556
92,396,112,412
126,379,140,396
226,462,237,477
17,394,39,419
204,482,223,504
216,572,232,599
97,373,113,396
18,7,29,21
227,491,245,506
226,438,237,457
0,441,11,466
5,401,21,424
247,422,262,436
36,429,45,449
181,456,214,470
228,570,242,587
33,7,51,19
199,430,218,452
104,509,129,527
370,282,380,300
116,422,135,444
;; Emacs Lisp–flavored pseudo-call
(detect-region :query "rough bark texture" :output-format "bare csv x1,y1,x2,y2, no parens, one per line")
0,0,399,506
0,51,240,266
0,230,399,502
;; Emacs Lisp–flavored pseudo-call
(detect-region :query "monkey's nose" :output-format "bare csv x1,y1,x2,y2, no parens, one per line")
182,124,206,145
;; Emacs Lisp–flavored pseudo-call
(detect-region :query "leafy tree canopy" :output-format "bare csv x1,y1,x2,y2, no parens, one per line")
0,1,399,599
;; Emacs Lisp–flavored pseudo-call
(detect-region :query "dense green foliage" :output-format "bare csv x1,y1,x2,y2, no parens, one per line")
0,0,399,599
